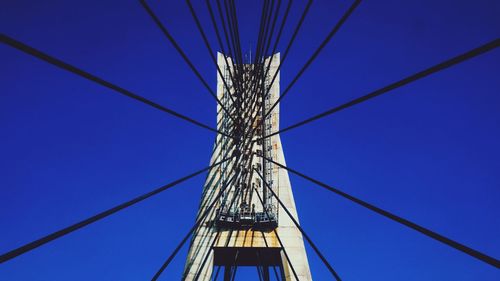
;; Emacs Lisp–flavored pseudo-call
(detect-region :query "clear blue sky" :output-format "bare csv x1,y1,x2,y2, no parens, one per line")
1,0,499,280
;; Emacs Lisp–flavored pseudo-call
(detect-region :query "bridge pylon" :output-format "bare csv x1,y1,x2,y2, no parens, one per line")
183,53,312,281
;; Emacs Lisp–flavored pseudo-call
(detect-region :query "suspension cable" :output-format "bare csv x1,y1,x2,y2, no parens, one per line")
151,171,239,280
255,168,343,280
186,0,239,112
258,0,313,102
0,157,232,264
258,154,500,269
253,187,300,281
189,231,221,281
139,0,237,123
213,265,222,280
244,0,313,141
205,0,245,97
262,38,500,140
0,34,233,138
156,106,259,279
265,0,362,117
216,0,244,93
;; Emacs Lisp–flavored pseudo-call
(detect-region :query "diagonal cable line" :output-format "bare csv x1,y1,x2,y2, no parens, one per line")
205,0,243,96
216,0,244,92
254,168,342,280
185,0,241,115
139,0,237,123
237,0,289,132
260,0,279,59
244,0,313,139
233,0,287,144
231,0,245,67
244,0,285,100
229,0,246,71
270,0,292,60
228,0,252,99
258,154,500,269
213,265,222,280
259,235,282,281
181,140,238,277
222,0,240,65
190,230,221,281
158,112,258,279
215,0,239,71
252,0,270,65
0,157,233,264
246,0,270,85
222,0,245,111
261,38,500,140
4,0,496,277
186,143,257,280
248,0,275,92
258,0,291,88
151,171,239,280
225,0,244,69
262,0,282,60
265,0,362,118
229,249,240,280
253,187,300,281
254,0,274,62
258,0,313,101
0,33,234,139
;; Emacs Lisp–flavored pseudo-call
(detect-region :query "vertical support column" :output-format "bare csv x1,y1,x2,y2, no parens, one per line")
184,53,313,280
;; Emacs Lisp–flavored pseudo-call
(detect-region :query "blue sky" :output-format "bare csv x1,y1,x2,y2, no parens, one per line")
1,0,499,280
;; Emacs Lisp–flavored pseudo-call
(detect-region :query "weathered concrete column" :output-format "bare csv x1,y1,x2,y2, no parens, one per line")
183,53,312,280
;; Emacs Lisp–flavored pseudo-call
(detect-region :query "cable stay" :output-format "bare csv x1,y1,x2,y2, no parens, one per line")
243,0,313,141
140,0,238,124
1,0,499,279
255,168,343,281
264,0,362,118
0,33,234,139
186,0,241,115
261,38,500,140
257,154,500,269
151,170,240,280
156,114,260,279
0,157,232,264
253,187,300,281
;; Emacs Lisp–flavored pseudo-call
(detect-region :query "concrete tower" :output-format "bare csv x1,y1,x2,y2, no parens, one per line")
183,53,312,281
